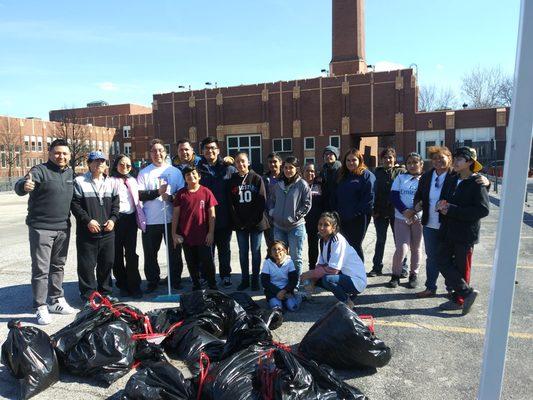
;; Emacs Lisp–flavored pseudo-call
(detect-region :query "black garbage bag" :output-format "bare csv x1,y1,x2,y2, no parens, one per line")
1,320,59,400
220,314,272,359
164,321,225,374
196,343,367,400
122,360,195,400
179,290,246,337
62,320,136,384
146,307,184,333
230,291,283,330
52,305,115,360
299,302,391,369
196,343,274,400
265,348,368,399
134,340,167,364
52,300,147,361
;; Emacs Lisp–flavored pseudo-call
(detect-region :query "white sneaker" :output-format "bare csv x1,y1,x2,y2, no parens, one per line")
36,305,52,325
48,297,77,315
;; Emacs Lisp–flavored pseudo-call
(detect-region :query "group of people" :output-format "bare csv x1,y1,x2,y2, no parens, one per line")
15,135,489,325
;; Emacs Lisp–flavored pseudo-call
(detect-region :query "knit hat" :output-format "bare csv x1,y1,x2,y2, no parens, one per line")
323,145,340,159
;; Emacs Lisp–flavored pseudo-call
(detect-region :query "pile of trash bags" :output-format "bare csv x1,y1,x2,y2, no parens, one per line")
2,290,391,399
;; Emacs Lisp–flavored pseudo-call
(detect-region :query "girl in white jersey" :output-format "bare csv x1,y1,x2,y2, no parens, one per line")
317,212,367,309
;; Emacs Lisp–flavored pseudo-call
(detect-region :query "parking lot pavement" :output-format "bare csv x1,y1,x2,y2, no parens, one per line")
0,191,532,399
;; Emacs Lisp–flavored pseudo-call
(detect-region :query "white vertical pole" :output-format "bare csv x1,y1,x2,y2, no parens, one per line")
478,1,533,399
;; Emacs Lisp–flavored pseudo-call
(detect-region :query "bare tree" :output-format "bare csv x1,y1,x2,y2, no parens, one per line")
418,85,436,112
461,65,513,108
419,85,457,111
53,115,91,169
0,118,24,184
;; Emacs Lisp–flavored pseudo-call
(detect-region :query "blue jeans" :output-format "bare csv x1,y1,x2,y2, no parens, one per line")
235,229,263,279
269,295,301,311
273,224,306,278
423,226,441,292
320,273,359,302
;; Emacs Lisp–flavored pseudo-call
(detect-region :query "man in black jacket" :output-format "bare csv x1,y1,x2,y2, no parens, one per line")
320,145,342,212
71,151,120,305
436,147,489,315
15,139,77,324
368,148,408,277
197,136,237,287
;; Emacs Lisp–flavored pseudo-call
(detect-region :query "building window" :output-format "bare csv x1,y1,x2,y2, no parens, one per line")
123,126,131,138
115,142,120,154
304,157,315,165
124,143,132,157
329,136,340,149
416,130,445,159
272,138,292,153
37,136,43,152
164,144,171,155
227,134,262,168
31,136,36,152
26,158,30,168
24,136,30,152
304,137,315,151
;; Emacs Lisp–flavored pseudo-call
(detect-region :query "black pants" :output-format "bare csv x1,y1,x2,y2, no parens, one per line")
305,221,320,270
438,240,474,299
142,223,182,285
113,212,141,293
213,228,232,278
340,214,371,262
77,233,114,300
183,244,216,289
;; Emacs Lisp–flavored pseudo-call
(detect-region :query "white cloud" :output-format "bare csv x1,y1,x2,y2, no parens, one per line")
97,82,119,91
373,61,405,72
436,64,445,70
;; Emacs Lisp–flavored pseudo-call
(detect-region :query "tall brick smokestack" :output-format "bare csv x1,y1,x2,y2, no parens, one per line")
330,0,367,75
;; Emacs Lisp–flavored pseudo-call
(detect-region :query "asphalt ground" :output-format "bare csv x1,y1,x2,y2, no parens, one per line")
0,189,531,400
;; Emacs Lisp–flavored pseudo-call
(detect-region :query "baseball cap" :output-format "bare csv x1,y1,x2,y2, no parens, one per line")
453,147,483,173
87,151,107,162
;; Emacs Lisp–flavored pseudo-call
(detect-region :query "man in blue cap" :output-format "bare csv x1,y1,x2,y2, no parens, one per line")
71,150,120,305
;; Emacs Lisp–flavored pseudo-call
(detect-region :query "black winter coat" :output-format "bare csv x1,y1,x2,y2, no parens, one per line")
438,174,490,245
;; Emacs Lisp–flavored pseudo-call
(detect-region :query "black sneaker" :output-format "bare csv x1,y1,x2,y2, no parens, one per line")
407,273,418,289
172,281,182,290
387,276,400,288
222,277,232,288
145,282,158,293
462,290,479,315
367,268,382,277
237,280,250,291
439,300,463,311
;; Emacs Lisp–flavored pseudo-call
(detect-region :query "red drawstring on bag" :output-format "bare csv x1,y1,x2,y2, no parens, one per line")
359,314,375,334
197,352,211,400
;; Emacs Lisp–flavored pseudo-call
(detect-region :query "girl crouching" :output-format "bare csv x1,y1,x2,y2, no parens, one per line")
316,212,367,309
260,240,301,312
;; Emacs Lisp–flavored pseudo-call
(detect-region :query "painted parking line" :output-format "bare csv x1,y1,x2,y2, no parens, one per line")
375,320,533,340
475,263,533,270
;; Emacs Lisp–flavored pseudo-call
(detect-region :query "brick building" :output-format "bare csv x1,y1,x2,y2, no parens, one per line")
47,0,509,171
0,115,115,180
49,102,154,163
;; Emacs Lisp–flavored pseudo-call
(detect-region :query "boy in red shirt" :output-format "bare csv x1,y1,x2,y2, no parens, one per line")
172,166,218,290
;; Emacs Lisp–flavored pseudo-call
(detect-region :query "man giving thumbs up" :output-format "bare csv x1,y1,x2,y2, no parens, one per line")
14,139,77,324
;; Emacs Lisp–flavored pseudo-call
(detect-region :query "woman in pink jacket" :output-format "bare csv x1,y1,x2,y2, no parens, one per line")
110,154,146,298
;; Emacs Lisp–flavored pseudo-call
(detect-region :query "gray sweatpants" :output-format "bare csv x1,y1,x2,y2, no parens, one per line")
29,226,70,309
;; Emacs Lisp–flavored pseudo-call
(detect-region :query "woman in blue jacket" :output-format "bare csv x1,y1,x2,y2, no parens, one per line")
334,148,375,262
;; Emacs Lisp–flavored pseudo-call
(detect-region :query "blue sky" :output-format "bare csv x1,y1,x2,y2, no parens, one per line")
0,0,520,119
